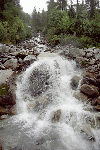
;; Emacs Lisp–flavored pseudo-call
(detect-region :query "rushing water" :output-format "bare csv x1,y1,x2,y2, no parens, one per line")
0,52,100,150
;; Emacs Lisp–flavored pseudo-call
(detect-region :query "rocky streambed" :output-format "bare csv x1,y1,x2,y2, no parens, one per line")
0,33,50,118
0,33,100,149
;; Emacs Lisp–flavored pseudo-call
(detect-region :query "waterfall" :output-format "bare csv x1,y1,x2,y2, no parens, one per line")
0,53,100,150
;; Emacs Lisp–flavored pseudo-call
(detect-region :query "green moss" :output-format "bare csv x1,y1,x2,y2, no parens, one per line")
0,84,8,96
81,60,88,66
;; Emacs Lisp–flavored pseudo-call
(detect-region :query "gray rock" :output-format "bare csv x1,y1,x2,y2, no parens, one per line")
73,91,88,102
88,59,96,65
0,69,13,84
0,65,6,70
18,58,23,64
0,43,6,53
29,65,51,96
95,53,100,60
86,52,93,58
80,124,95,141
23,55,36,63
68,48,85,58
4,58,18,69
70,75,81,90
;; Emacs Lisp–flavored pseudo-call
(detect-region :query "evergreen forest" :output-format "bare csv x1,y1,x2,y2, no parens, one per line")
0,0,100,48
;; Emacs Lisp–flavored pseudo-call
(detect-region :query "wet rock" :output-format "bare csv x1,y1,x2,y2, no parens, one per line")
95,105,100,111
23,55,36,63
29,65,51,97
0,106,9,115
52,109,61,122
80,84,99,98
97,96,100,105
82,71,97,79
80,124,95,141
91,98,98,106
36,138,46,145
4,58,18,70
28,101,36,111
20,55,37,71
0,72,17,106
0,114,8,120
0,90,15,106
81,77,96,86
73,91,88,102
96,78,100,86
8,105,17,115
70,75,81,90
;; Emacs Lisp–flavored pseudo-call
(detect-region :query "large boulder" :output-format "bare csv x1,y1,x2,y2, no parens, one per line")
80,84,99,98
0,69,13,84
68,48,85,59
4,58,18,70
29,64,51,97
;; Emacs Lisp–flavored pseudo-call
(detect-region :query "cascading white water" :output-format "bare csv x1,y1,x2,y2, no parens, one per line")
0,53,100,150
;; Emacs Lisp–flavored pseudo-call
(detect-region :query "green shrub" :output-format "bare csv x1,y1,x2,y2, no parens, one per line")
80,36,93,48
59,34,83,48
0,84,8,96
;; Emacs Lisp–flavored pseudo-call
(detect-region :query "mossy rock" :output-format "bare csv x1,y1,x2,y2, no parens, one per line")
0,84,8,96
0,83,15,106
81,60,88,66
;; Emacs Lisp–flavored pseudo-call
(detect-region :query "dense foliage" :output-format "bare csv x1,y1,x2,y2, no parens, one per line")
0,0,32,44
31,0,100,47
0,0,100,47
